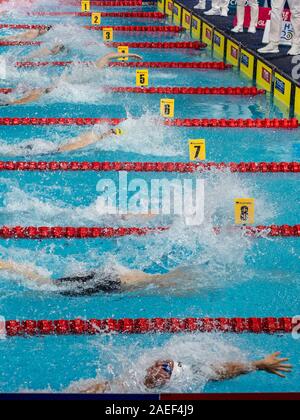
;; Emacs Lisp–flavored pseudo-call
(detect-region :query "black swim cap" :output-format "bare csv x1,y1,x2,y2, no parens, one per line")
41,25,52,32
56,272,122,297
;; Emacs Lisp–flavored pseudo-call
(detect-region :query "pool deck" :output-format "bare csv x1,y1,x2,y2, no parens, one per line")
180,0,299,85
159,0,300,116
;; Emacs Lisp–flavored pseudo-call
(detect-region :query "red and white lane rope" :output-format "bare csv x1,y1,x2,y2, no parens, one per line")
14,61,232,70
105,41,206,49
15,61,74,68
0,41,205,48
0,24,184,33
0,41,42,46
0,117,298,128
109,61,232,70
0,226,169,239
4,317,297,336
62,0,143,6
0,88,13,94
0,225,299,239
86,25,184,32
107,87,266,96
0,161,299,173
27,11,166,18
0,117,124,125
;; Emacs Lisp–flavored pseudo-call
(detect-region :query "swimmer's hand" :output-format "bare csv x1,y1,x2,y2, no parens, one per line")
79,381,110,394
253,352,292,378
0,258,52,285
0,260,14,270
131,54,143,61
120,212,157,221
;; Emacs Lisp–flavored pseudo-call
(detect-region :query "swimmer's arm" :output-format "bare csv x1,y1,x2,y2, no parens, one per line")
212,353,292,381
75,381,111,394
58,128,118,152
95,52,142,69
25,47,52,60
0,259,52,286
120,268,182,289
120,213,157,221
8,88,50,105
68,378,124,393
0,30,36,42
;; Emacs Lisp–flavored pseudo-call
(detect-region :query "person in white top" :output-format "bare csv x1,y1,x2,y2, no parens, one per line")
232,0,259,33
258,0,300,55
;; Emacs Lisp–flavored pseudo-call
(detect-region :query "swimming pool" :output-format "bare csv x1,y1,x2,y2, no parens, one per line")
0,0,299,394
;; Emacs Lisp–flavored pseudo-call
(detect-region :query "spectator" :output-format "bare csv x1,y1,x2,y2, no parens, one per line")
232,0,259,33
258,0,300,55
204,0,230,16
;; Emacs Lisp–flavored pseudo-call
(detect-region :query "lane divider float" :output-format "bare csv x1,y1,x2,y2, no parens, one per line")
3,317,297,336
0,24,183,33
0,161,299,173
0,41,42,46
27,11,166,18
14,61,232,70
107,87,266,96
15,61,74,68
0,117,124,125
0,88,13,94
0,117,297,128
86,25,184,32
109,61,232,69
0,226,169,239
65,0,143,6
105,41,206,49
0,225,299,239
165,118,299,128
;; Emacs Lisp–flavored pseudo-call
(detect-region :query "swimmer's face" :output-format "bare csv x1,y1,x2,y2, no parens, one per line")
144,360,174,389
51,44,65,55
38,26,52,35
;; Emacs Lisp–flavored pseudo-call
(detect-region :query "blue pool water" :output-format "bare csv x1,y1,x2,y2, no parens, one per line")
0,0,299,394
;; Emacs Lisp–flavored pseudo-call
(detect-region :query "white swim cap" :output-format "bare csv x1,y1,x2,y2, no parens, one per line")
170,362,192,382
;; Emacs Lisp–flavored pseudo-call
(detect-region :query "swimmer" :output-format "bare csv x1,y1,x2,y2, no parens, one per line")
25,43,67,60
0,127,124,154
57,127,123,153
67,352,293,393
95,52,143,69
24,43,141,63
0,259,182,296
0,86,54,106
0,26,52,42
1,52,142,106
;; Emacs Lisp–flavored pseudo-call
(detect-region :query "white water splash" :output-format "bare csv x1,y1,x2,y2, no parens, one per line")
66,334,248,393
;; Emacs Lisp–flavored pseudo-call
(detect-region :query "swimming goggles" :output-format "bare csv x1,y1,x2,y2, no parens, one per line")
161,362,173,375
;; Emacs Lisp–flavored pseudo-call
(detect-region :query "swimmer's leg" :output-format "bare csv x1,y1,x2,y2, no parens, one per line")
58,128,119,153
